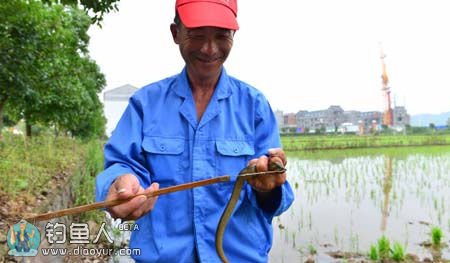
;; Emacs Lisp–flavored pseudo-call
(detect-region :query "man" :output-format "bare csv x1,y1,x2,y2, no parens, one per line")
96,0,294,262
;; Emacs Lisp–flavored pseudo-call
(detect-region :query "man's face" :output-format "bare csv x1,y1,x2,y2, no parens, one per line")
171,23,234,80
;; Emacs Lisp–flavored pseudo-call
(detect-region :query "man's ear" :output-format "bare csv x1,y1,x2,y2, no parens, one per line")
170,23,179,44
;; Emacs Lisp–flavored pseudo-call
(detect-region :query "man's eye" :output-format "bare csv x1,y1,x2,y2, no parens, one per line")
189,35,205,40
217,34,232,40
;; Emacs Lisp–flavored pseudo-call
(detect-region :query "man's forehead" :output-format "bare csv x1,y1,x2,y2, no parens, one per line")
185,26,234,33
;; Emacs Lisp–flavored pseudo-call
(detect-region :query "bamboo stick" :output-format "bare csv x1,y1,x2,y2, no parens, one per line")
26,175,231,222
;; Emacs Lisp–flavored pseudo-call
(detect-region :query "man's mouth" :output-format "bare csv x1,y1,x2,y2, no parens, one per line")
197,57,220,63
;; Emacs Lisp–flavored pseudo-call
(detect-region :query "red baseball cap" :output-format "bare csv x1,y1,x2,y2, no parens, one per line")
175,0,239,30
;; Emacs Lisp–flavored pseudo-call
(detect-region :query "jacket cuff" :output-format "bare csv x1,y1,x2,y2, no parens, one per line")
245,181,293,221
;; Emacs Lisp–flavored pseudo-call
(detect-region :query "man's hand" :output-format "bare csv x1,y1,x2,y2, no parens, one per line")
247,148,287,193
106,174,159,221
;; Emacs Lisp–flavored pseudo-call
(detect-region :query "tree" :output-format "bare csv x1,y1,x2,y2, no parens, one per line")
1,0,106,138
0,0,47,133
42,0,120,24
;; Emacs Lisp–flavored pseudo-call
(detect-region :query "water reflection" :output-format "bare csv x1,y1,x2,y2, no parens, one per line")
381,156,392,232
270,146,450,262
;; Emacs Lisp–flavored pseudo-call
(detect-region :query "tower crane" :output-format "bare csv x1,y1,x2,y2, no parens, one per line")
380,46,393,126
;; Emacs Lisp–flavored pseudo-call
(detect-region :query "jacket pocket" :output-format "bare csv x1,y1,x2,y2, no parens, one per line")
215,140,255,190
142,136,185,184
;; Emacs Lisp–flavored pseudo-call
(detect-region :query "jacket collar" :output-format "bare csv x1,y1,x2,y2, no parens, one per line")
172,67,232,100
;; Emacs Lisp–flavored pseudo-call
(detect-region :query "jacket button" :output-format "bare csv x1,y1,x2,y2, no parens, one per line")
233,148,238,153
160,144,166,151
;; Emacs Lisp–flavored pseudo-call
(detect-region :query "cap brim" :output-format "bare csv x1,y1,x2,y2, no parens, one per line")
177,2,239,30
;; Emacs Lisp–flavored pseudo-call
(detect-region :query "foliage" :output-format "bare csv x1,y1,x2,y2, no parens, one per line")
370,236,405,262
281,134,450,151
307,244,317,255
0,134,87,196
369,244,378,261
405,125,429,134
0,133,105,223
391,242,405,262
72,139,105,222
377,235,390,260
42,0,120,24
431,226,443,247
0,0,106,138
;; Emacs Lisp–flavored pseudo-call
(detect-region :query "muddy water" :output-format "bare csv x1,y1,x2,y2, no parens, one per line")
270,146,450,262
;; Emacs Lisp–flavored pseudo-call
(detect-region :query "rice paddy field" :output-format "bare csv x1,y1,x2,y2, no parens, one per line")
270,145,450,262
281,134,450,151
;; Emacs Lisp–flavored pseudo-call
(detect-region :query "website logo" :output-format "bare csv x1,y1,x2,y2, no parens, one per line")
7,219,41,256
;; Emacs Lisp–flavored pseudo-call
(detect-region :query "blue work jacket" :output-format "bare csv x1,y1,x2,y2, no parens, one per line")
96,67,294,262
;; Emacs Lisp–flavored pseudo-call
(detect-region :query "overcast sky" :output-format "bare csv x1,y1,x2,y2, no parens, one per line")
88,0,450,115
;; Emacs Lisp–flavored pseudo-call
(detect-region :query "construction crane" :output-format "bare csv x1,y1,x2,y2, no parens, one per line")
380,46,393,126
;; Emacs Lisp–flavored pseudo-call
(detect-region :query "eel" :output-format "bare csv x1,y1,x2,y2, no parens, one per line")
215,162,286,263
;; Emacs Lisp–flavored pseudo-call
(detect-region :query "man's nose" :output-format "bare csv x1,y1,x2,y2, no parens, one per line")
200,39,219,56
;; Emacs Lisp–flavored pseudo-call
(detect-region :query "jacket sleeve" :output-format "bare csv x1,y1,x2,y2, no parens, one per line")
245,94,295,220
95,96,151,202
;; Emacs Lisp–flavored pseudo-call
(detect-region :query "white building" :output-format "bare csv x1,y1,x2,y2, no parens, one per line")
103,84,138,137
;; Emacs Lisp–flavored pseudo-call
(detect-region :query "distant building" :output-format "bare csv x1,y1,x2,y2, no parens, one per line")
296,106,344,133
392,106,410,127
284,113,297,126
103,84,138,136
274,110,284,129
292,105,410,134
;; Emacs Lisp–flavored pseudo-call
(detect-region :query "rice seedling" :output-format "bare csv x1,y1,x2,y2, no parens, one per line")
334,226,339,247
431,226,443,247
391,242,406,262
284,227,289,243
271,148,450,262
308,244,317,255
369,244,378,261
350,233,360,252
292,232,296,248
377,235,390,260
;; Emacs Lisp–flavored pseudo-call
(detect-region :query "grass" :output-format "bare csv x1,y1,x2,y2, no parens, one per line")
431,226,444,247
281,134,450,151
72,139,105,222
0,133,105,222
369,236,406,262
391,241,406,262
286,144,450,161
377,235,390,260
0,133,87,197
369,244,378,260
308,244,317,255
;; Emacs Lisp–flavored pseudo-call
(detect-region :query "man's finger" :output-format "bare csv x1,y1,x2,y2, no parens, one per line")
111,192,147,219
250,175,275,192
106,174,146,219
247,158,258,166
268,148,287,165
270,156,284,168
113,174,140,198
128,183,160,219
255,155,269,172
